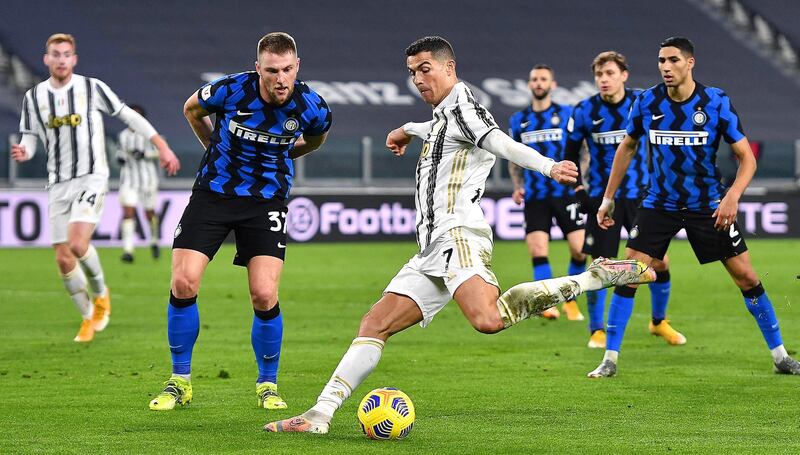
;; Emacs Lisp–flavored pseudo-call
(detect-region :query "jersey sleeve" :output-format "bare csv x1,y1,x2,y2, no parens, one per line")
625,94,645,139
451,101,499,147
508,113,521,142
92,79,126,116
19,91,40,136
304,94,332,137
718,91,745,143
566,101,587,142
197,75,231,114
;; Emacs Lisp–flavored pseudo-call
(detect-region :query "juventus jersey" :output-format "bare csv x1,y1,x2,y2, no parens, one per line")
118,128,159,190
19,74,124,185
413,82,499,252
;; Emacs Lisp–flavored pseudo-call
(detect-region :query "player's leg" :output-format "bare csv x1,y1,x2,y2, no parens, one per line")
119,183,137,263
557,197,587,321
143,187,160,259
647,254,685,345
524,200,559,318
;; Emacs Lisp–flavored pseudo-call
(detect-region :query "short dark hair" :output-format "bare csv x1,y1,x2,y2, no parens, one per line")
128,104,146,118
405,36,455,61
531,63,554,78
257,32,297,57
591,51,628,73
660,36,694,57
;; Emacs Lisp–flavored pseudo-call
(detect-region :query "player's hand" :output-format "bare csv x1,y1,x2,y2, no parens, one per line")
511,187,525,205
575,187,590,215
11,144,29,162
596,197,615,230
158,145,180,176
549,160,578,185
386,127,412,156
712,193,739,231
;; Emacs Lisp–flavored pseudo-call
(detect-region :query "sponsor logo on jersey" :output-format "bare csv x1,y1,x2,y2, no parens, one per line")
648,130,709,146
591,130,626,145
47,113,82,128
520,128,562,144
228,120,298,145
629,225,639,239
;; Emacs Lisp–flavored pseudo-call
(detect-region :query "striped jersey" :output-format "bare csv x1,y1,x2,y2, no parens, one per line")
117,128,159,191
195,72,332,200
566,89,648,199
413,82,499,252
509,103,573,200
19,74,123,185
626,82,745,211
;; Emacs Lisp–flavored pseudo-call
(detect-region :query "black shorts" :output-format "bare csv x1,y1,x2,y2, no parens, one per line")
626,208,748,264
582,197,639,258
523,196,585,235
172,189,287,266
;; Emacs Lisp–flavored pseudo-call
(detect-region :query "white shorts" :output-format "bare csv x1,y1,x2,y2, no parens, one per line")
48,174,108,244
119,183,158,210
384,227,500,328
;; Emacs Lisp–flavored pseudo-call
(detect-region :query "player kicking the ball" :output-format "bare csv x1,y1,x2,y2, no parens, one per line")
265,36,655,434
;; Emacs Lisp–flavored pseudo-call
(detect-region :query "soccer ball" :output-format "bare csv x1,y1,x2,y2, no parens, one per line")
357,387,415,440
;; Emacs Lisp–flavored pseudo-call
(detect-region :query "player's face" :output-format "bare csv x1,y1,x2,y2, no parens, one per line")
43,42,77,81
528,69,554,100
256,51,299,105
658,47,694,87
594,61,628,97
407,52,455,106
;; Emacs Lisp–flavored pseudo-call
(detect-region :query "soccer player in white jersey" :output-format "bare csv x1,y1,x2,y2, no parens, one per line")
11,34,180,342
117,104,162,263
265,36,656,434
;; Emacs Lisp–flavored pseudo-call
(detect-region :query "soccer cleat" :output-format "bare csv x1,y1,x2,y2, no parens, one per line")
562,300,585,321
149,376,193,410
587,258,656,288
541,306,560,319
91,290,111,332
73,319,95,342
649,320,686,345
151,244,161,259
587,329,606,349
774,356,800,375
121,253,134,263
587,359,617,378
257,382,288,409
264,411,330,434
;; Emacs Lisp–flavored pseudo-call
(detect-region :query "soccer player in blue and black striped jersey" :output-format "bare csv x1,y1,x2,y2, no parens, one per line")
588,37,800,378
149,32,333,409
509,64,587,322
565,51,684,349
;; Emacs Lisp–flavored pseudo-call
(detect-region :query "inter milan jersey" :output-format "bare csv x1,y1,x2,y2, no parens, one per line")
195,72,332,200
627,82,744,211
509,103,573,201
566,89,648,199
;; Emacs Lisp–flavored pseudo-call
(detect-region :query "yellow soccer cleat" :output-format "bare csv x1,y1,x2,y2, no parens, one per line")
541,306,560,319
649,320,687,345
73,319,95,343
91,289,111,332
562,300,585,321
149,376,193,411
587,329,606,349
264,412,330,434
257,382,288,409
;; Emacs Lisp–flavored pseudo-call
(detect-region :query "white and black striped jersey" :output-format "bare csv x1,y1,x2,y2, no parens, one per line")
19,74,124,185
413,82,499,252
117,128,159,191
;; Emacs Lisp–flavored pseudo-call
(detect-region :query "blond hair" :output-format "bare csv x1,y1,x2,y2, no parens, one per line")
46,33,76,53
591,51,628,73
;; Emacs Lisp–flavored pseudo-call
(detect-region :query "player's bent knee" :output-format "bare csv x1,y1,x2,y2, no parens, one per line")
470,314,504,334
250,288,278,311
172,274,200,299
67,239,89,258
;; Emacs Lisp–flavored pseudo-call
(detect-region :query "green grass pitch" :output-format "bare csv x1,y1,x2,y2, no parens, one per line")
1,239,799,453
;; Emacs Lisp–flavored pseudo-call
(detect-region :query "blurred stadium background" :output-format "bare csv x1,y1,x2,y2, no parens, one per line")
1,0,799,247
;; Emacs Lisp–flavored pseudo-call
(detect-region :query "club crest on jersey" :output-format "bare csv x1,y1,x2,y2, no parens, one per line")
629,225,639,239
283,118,299,132
551,113,560,126
229,120,298,145
691,110,707,126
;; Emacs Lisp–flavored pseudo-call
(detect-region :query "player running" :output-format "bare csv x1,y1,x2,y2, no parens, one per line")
509,64,587,322
265,36,655,434
148,32,332,411
588,37,800,378
11,33,179,343
564,51,683,349
117,104,162,263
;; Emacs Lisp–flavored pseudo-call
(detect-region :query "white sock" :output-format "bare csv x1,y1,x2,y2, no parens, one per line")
121,219,135,254
171,373,191,381
496,276,582,328
309,337,385,421
149,215,160,245
62,264,92,319
603,350,619,363
771,345,788,363
78,245,107,297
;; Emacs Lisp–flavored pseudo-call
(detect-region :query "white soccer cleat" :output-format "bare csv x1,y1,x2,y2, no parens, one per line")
587,359,617,378
587,258,656,288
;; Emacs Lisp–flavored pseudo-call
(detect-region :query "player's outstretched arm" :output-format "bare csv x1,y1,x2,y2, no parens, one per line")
597,134,638,229
713,137,755,231
289,132,328,160
117,105,180,176
480,129,577,184
385,122,432,157
508,161,525,205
